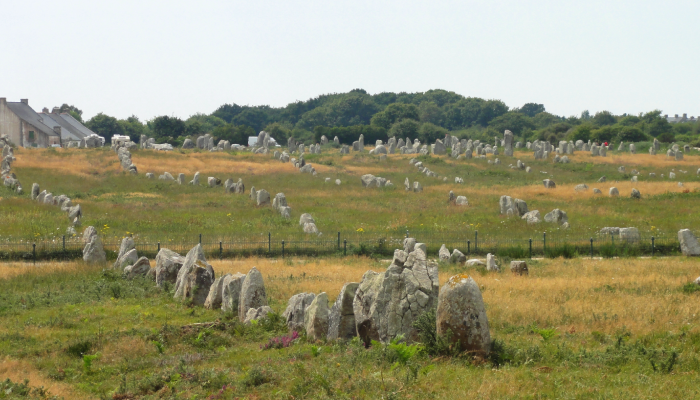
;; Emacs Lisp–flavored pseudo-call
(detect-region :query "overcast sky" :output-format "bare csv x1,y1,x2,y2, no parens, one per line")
2,0,698,121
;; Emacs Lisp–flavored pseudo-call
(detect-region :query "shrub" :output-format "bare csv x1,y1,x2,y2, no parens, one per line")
241,367,270,388
261,331,299,350
66,340,92,357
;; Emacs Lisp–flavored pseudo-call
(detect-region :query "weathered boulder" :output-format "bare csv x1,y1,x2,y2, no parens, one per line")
303,222,319,234
272,193,287,211
115,249,138,270
256,189,271,206
173,244,215,306
413,181,423,192
574,184,589,192
361,174,378,187
124,257,151,279
299,213,315,226
244,306,273,324
221,272,246,313
83,235,106,264
153,248,186,287
679,229,700,256
182,138,195,149
609,187,619,196
436,274,491,355
631,188,641,199
456,196,468,206
451,249,466,264
510,261,528,276
353,247,439,344
282,293,316,333
304,292,330,341
619,227,640,243
466,259,485,267
31,183,40,200
238,267,268,321
114,237,136,269
544,209,568,225
439,244,450,261
204,274,230,310
521,210,541,224
328,283,359,341
82,226,97,245
543,179,556,188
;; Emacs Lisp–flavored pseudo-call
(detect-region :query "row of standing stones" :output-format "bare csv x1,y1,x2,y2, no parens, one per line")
82,231,497,354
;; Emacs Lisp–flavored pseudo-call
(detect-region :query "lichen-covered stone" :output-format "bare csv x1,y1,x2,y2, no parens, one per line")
436,274,491,355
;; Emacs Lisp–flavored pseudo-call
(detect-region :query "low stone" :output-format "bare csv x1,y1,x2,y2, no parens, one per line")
244,306,273,324
283,293,316,333
328,283,359,341
439,244,450,261
544,209,568,225
154,248,186,287
114,237,136,269
543,179,556,188
124,257,151,279
574,184,589,192
466,259,485,267
450,249,466,264
455,196,468,206
593,188,602,194
204,274,229,310
609,187,619,196
510,261,528,276
486,253,499,272
631,188,641,199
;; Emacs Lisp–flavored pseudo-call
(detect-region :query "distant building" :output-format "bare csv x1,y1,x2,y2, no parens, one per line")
0,98,98,147
665,113,697,123
0,98,60,147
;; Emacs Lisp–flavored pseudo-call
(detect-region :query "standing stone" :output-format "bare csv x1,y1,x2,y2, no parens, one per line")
629,143,636,154
173,244,215,306
328,282,360,341
190,172,200,185
182,138,195,149
272,193,287,211
433,139,446,155
678,229,700,256
486,253,499,272
153,248,186,287
221,273,246,313
283,293,316,333
451,249,466,264
353,247,439,344
413,181,422,192
609,187,619,196
503,130,513,156
114,237,136,269
544,209,568,225
31,183,40,200
238,267,268,322
256,189,271,206
631,188,641,199
82,226,97,245
83,235,106,264
304,292,330,341
177,173,185,185
543,179,556,188
361,174,378,187
404,177,410,191
436,275,491,355
204,274,230,310
439,244,450,261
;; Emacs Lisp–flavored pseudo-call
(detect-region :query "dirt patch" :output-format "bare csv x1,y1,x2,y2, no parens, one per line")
0,357,93,399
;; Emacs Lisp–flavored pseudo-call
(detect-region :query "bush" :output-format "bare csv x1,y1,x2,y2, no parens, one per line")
412,310,455,356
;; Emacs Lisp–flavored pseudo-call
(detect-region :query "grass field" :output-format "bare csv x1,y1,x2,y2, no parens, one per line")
0,256,699,399
1,144,699,245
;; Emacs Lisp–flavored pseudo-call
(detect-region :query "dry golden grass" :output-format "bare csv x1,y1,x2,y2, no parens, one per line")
0,262,92,280
0,357,93,399
13,148,121,179
213,256,700,335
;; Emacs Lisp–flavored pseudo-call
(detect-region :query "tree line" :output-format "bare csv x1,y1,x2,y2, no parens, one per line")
71,89,698,147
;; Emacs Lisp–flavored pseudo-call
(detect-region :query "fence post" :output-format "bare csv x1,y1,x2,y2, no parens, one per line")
610,231,614,247
220,241,223,257
268,232,271,252
282,240,285,258
337,232,340,250
475,231,478,252
529,238,532,259
543,232,546,257
158,242,161,252
62,235,65,252
33,243,36,265
406,230,409,238
467,240,470,255
590,238,594,258
651,236,655,256
344,239,347,256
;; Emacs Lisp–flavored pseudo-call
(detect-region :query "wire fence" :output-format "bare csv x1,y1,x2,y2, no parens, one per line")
0,229,688,262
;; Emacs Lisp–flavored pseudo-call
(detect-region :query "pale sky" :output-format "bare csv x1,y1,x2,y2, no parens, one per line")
2,0,698,122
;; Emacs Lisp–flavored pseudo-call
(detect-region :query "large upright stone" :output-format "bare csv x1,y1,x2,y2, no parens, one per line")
31,183,40,200
439,244,450,261
436,275,491,355
256,189,271,206
173,244,215,306
544,209,568,225
114,237,136,269
124,257,151,280
433,139,446,155
204,274,230,310
83,235,106,264
283,293,316,333
238,267,268,321
353,247,439,344
272,193,287,211
679,229,700,256
221,272,246,313
153,248,186,287
328,283,359,341
503,130,513,157
304,292,330,341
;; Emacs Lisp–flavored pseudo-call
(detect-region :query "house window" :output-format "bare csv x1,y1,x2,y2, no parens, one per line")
28,131,35,142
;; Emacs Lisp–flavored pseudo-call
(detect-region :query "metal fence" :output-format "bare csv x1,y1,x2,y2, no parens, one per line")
0,229,688,262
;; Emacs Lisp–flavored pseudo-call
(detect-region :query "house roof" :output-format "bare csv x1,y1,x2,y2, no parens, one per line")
39,112,86,141
59,113,97,138
6,102,58,137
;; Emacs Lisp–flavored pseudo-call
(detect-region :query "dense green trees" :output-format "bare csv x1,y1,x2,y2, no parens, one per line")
79,89,698,147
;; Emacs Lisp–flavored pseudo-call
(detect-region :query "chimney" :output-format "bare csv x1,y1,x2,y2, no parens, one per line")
20,99,28,105
0,98,6,106
683,113,687,119
675,114,679,118
52,107,60,114
664,114,668,118
42,107,49,113
53,126,61,135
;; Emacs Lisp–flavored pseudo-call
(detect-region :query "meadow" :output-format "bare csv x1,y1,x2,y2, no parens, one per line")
0,256,699,399
2,144,699,249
